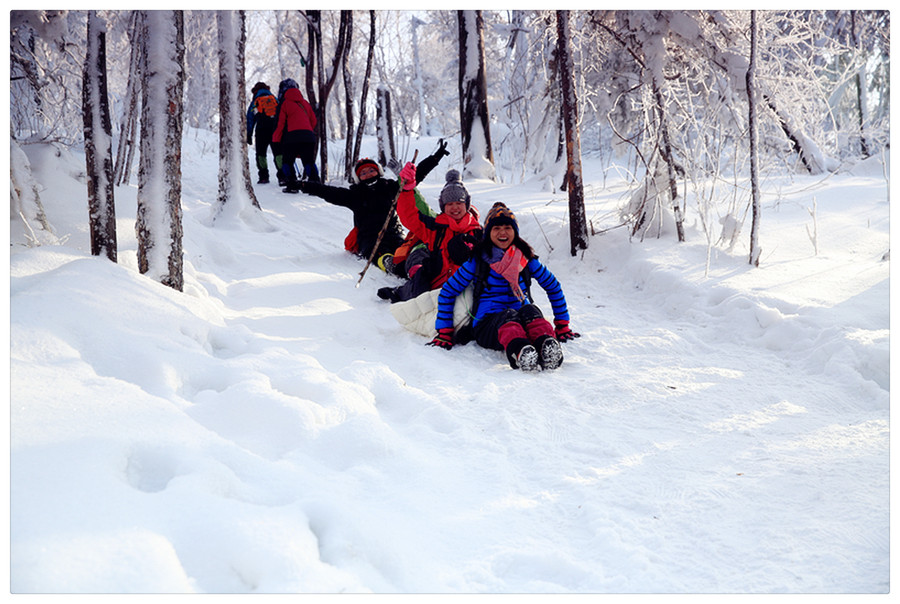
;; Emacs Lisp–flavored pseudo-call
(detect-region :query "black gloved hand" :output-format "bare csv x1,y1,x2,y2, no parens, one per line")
447,232,477,265
436,138,449,157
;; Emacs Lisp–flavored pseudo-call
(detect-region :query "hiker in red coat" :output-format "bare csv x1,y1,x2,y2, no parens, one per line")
272,78,319,191
377,163,482,303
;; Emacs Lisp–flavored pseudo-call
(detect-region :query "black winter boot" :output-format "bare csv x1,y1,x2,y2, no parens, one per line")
535,335,563,370
506,338,539,372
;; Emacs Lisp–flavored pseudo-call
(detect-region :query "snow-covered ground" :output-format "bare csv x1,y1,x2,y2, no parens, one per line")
9,131,890,593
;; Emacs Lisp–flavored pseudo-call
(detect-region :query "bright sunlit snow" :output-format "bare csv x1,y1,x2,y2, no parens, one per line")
9,131,890,593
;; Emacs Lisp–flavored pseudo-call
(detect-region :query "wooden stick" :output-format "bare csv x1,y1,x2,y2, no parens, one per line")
356,150,418,287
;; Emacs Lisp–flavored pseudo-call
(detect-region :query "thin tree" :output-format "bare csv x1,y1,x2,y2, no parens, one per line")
306,10,351,181
83,10,117,262
457,10,495,180
652,80,685,242
556,10,588,255
376,85,396,167
215,9,260,216
352,11,376,165
747,10,762,267
136,10,185,291
342,11,355,180
113,11,142,186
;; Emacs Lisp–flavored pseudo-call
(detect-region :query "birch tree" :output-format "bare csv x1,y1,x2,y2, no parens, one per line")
747,10,762,267
83,10,117,262
556,11,588,255
215,9,260,218
458,10,495,180
136,10,185,291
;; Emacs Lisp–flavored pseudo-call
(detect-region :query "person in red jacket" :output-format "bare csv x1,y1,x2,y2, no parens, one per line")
272,78,319,192
377,164,482,303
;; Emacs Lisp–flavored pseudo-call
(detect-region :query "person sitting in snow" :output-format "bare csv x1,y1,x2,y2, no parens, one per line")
246,82,281,184
272,78,319,191
297,140,450,267
377,163,482,303
428,201,579,371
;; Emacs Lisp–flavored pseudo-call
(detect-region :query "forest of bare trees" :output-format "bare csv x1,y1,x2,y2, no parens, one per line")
10,10,891,284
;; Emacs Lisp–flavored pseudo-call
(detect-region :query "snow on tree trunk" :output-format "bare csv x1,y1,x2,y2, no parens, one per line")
10,140,57,246
136,10,185,292
555,11,588,256
652,81,685,243
215,9,260,221
411,16,430,136
376,85,396,167
457,10,495,180
114,11,142,187
83,10,117,262
748,10,762,268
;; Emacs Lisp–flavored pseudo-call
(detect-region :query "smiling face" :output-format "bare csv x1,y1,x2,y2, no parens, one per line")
356,164,380,182
443,200,468,221
490,224,516,250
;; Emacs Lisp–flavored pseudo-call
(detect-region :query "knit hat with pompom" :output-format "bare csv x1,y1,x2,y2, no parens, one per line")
484,202,519,235
438,170,470,211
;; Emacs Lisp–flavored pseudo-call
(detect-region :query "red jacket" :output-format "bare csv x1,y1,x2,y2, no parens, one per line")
396,189,482,289
273,88,316,143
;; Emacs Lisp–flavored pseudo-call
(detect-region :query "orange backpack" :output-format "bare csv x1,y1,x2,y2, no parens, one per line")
255,93,277,118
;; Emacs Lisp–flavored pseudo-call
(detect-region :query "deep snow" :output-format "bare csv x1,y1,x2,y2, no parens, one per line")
9,130,891,593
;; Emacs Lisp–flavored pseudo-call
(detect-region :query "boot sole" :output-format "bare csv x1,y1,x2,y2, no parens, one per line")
517,345,540,372
539,337,564,370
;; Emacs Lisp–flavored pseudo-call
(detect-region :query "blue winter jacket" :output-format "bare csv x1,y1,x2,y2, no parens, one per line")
435,251,570,331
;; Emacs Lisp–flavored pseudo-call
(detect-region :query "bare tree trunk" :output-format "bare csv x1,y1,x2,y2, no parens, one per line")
342,11,355,180
748,10,762,267
216,9,259,214
307,10,350,181
352,11,376,164
114,11,141,186
376,85,396,167
850,11,870,158
83,10,117,262
652,81,685,243
304,10,319,109
555,10,588,255
457,10,495,180
136,10,185,291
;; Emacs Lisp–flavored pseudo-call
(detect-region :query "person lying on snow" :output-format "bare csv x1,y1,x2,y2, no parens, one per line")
377,163,482,303
297,140,450,269
428,202,580,371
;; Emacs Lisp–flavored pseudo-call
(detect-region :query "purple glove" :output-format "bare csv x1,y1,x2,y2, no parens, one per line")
399,162,417,191
428,327,453,349
554,320,580,343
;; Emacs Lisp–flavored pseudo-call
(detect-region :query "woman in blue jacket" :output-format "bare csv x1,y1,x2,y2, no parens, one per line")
429,202,579,371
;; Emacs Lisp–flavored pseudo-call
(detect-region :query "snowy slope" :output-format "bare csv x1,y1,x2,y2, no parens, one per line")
9,131,890,593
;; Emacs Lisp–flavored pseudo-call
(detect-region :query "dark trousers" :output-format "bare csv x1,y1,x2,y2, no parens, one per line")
282,130,319,185
253,119,278,180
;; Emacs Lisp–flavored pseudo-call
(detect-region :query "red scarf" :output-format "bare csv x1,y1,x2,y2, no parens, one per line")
490,245,528,301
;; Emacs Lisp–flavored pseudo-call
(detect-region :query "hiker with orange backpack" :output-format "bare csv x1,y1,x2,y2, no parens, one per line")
246,82,281,184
